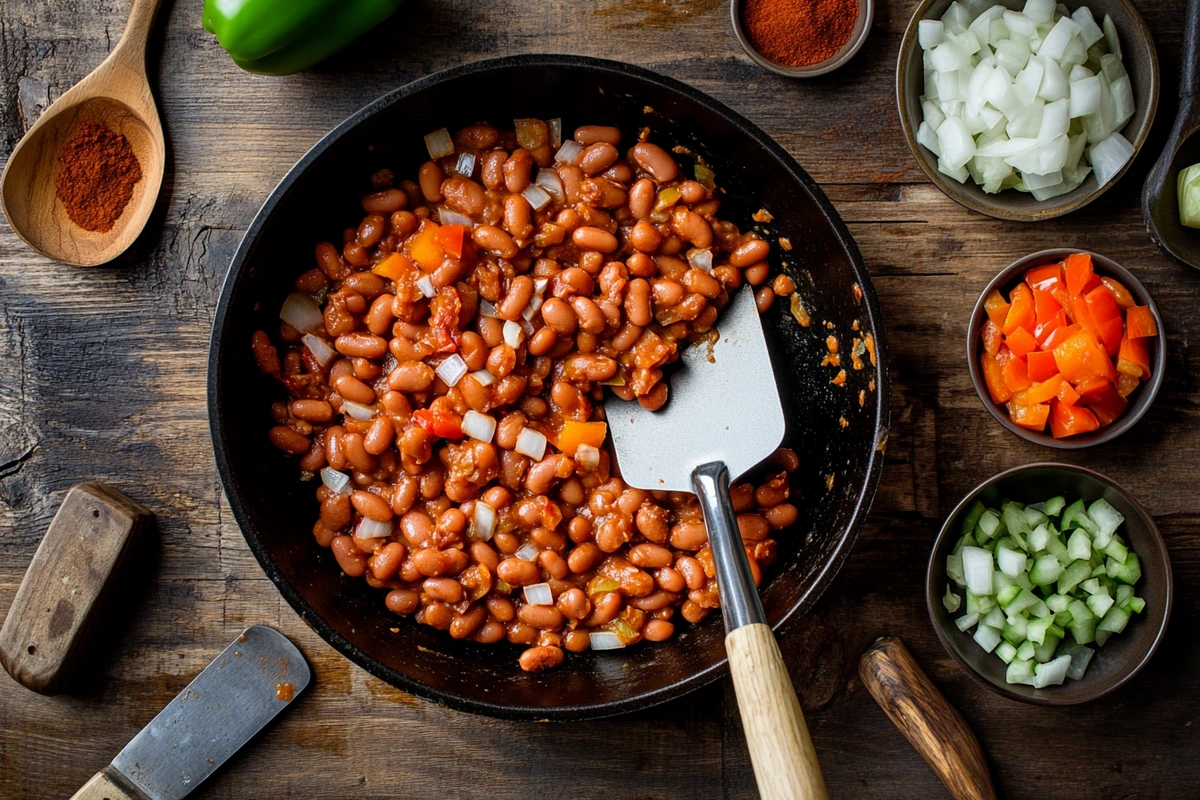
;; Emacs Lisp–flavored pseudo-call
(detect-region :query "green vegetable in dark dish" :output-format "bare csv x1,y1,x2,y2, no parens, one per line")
202,0,402,76
1178,163,1200,229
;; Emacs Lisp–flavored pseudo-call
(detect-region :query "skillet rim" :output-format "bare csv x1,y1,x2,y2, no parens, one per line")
207,53,891,720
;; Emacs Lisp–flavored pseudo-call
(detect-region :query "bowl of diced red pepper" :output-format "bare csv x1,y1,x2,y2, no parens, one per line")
968,249,1166,448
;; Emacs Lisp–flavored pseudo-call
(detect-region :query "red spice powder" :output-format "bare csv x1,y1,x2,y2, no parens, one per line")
742,0,860,68
55,121,143,232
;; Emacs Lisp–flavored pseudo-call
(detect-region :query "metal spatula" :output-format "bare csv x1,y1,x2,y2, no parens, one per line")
606,287,827,800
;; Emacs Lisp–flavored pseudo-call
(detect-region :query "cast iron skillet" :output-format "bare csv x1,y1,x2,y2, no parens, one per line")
208,54,890,720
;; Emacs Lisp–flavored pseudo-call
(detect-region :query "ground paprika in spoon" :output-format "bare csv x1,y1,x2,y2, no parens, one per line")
55,121,142,233
741,0,860,68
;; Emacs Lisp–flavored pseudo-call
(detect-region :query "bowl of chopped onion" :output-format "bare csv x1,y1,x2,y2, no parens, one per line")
897,0,1159,221
927,463,1172,705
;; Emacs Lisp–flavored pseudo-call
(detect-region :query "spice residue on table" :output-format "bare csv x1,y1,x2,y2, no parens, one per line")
741,0,859,67
55,121,142,232
276,682,295,701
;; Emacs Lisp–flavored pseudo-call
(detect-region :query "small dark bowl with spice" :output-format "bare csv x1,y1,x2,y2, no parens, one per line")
731,0,874,77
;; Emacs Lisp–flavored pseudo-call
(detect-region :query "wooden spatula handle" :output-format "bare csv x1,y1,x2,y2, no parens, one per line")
727,623,828,800
859,637,997,800
72,766,143,800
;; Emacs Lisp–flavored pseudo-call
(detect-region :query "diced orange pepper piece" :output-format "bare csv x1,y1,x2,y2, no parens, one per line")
1053,329,1115,385
1002,354,1033,393
981,320,1003,357
1126,306,1158,339
1085,286,1121,325
1071,294,1098,335
1035,309,1069,347
1096,317,1124,357
1025,263,1064,293
406,220,444,271
1079,381,1128,426
555,420,608,457
373,252,415,281
1007,401,1051,431
1002,284,1036,336
1117,333,1151,379
1032,288,1063,325
1041,322,1081,351
1027,350,1059,382
981,352,1013,404
984,289,1011,327
1064,253,1094,298
1005,326,1038,359
1057,380,1081,406
1101,276,1136,308
1116,372,1140,398
434,224,466,260
1050,398,1100,438
1012,375,1063,407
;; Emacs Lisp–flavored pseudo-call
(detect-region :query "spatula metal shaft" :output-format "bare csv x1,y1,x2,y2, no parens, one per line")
692,461,766,631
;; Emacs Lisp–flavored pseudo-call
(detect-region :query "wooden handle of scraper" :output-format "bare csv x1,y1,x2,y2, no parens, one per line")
72,766,144,800
726,623,828,800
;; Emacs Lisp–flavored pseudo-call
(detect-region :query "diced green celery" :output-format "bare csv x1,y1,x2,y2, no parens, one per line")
955,611,980,631
1103,538,1129,563
1028,599,1052,619
1003,588,1039,615
1087,498,1125,538
1033,633,1062,663
1029,496,1066,516
961,499,987,536
1067,599,1096,644
1116,584,1133,604
1066,529,1092,561
1064,644,1094,680
1046,594,1071,613
1015,640,1036,661
994,571,1015,593
1045,535,1069,562
1023,506,1049,529
946,553,965,587
1061,499,1099,534
1027,615,1055,645
1057,559,1092,596
996,584,1021,607
1124,596,1146,614
976,508,1002,541
953,532,979,555
976,594,997,614
997,545,1027,578
943,586,962,612
1108,553,1141,585
1079,577,1104,595
1085,592,1114,618
962,546,995,595
1092,524,1113,551
1095,628,1113,646
1006,658,1036,686
1054,609,1074,627
982,606,1006,629
1029,555,1063,586
1033,653,1072,687
993,536,1018,552
966,589,982,614
974,625,1003,653
995,640,1018,664
1003,614,1028,644
1014,571,1034,591
1003,503,1032,536
1097,606,1130,634
1027,524,1052,552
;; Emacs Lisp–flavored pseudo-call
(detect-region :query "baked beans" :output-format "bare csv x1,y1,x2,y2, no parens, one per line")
255,118,793,672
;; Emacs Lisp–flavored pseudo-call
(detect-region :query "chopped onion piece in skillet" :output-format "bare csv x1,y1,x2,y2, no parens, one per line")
320,467,352,495
521,184,553,211
478,299,500,318
302,333,336,367
280,292,324,333
462,410,497,442
523,293,544,321
515,427,547,461
471,369,496,387
342,401,375,421
514,542,540,561
687,248,714,272
416,275,436,299
555,140,584,166
503,319,526,348
523,583,553,606
575,444,601,469
356,518,392,539
473,501,496,541
453,152,477,178
435,354,468,387
424,127,454,159
548,118,562,148
438,206,474,227
589,631,625,651
534,168,565,204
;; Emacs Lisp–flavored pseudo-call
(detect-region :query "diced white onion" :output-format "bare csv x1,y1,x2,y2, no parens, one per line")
555,140,584,165
515,427,547,461
280,293,324,333
471,369,496,387
416,275,436,299
503,319,526,348
1069,75,1101,118
1088,131,1133,187
438,206,474,227
355,518,392,539
919,18,945,49
534,169,565,204
424,127,454,159
687,248,714,272
461,409,497,442
1071,6,1104,47
473,501,496,541
534,278,549,295
523,294,544,321
548,118,562,148
320,467,352,495
589,631,625,651
302,334,336,367
576,444,600,469
342,401,375,421
453,152,477,178
523,582,553,606
479,299,500,318
521,183,553,211
520,318,535,337
514,542,540,561
435,354,468,387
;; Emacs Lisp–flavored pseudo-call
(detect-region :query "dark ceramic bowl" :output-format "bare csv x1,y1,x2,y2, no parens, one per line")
966,248,1165,449
927,463,1172,705
208,55,890,720
897,0,1159,221
730,0,874,77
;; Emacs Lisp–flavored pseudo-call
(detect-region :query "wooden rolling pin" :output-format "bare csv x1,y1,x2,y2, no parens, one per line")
859,637,997,800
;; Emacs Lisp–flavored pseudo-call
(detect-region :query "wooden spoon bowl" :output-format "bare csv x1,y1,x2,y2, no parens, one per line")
0,0,164,267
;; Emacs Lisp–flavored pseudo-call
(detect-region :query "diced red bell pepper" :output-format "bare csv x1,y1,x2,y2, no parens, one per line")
1096,318,1124,357
1126,306,1158,339
1005,326,1038,359
1013,375,1063,407
412,408,464,439
981,320,1003,357
1007,401,1051,431
1003,284,1036,336
1035,309,1069,347
1053,329,1114,385
981,352,1013,404
1025,263,1064,293
1002,353,1033,393
1050,398,1100,438
1041,322,1081,351
434,224,466,260
1081,274,1103,295
1057,380,1081,406
1079,381,1128,427
1027,350,1059,382
1117,332,1151,379
1101,276,1136,308
1032,288,1063,325
984,289,1011,327
1116,372,1141,397
1085,285,1124,355
1064,253,1095,298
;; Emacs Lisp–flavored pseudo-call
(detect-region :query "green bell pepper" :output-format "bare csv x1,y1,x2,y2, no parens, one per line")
203,0,402,76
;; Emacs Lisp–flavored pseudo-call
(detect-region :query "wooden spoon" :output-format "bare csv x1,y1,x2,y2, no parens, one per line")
0,0,166,267
1142,0,1200,270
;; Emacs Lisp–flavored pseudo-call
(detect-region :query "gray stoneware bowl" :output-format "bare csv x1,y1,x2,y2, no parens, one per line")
897,0,1159,221
730,0,873,77
966,248,1165,449
928,463,1172,705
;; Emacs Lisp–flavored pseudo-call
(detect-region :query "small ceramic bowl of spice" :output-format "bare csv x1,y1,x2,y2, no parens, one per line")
731,0,874,77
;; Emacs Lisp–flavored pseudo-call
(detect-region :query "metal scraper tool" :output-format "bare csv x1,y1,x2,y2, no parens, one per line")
72,625,310,800
606,287,827,800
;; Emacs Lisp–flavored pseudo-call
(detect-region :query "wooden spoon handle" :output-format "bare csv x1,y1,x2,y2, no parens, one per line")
859,637,997,800
726,623,828,800
111,0,167,68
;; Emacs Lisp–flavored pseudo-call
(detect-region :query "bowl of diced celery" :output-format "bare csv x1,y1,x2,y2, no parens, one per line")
927,463,1171,704
897,0,1159,221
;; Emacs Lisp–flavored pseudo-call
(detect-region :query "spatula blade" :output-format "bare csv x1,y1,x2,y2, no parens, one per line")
606,287,785,492
109,625,309,800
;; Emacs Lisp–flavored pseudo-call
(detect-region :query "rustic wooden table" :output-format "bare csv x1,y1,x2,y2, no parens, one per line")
1,0,1196,797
